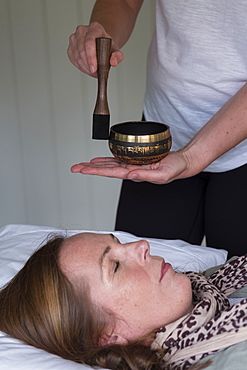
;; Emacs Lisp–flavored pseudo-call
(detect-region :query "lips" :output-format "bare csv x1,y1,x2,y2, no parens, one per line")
159,259,171,282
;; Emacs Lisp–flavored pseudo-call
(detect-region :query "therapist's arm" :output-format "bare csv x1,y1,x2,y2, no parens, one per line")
67,0,144,76
179,81,247,175
71,82,247,184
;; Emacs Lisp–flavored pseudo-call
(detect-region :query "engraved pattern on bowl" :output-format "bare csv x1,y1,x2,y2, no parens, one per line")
109,121,172,165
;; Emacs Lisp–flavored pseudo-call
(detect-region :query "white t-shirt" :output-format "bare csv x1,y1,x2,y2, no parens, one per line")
144,0,247,172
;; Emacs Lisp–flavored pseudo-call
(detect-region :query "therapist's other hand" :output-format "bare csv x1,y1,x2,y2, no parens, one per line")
71,151,195,185
67,22,124,77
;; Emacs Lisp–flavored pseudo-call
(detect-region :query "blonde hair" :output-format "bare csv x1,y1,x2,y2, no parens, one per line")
0,235,161,369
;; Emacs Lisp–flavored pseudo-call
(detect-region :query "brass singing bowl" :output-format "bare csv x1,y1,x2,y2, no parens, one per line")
109,121,172,165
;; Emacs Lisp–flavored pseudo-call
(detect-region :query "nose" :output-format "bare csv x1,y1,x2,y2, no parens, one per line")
126,239,150,265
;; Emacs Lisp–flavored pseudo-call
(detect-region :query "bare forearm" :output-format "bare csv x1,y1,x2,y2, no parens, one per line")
180,82,247,177
90,0,144,48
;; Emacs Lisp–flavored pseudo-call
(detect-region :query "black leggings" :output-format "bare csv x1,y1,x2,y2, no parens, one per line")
115,163,247,258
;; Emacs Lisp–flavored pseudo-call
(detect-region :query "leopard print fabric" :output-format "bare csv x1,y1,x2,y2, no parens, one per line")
152,254,247,370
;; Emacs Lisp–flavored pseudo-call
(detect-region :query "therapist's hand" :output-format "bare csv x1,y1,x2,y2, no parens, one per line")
67,22,124,77
71,151,195,185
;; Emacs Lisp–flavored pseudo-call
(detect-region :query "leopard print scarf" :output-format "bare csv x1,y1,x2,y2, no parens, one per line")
152,254,247,369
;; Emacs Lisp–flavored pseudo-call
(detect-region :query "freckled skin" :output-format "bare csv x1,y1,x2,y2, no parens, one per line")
59,233,193,343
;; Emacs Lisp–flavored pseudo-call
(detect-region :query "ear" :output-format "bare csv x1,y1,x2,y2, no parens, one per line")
100,333,128,346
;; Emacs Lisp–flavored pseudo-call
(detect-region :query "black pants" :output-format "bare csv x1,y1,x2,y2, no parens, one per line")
115,163,247,258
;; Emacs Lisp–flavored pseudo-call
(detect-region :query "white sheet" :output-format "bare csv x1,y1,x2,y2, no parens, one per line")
0,224,228,370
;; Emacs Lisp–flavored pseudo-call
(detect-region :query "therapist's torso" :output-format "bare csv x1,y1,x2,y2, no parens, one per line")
144,0,247,172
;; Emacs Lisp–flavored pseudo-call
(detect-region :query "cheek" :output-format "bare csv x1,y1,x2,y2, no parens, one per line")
113,273,154,313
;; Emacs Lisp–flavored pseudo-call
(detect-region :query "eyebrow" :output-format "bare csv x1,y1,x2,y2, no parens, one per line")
99,245,111,268
99,234,115,271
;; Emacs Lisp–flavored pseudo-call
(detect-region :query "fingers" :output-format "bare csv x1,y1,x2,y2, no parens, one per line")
71,162,164,183
71,157,141,180
70,157,164,183
90,157,121,163
71,158,121,172
67,23,124,76
71,162,128,179
67,24,98,76
70,152,189,184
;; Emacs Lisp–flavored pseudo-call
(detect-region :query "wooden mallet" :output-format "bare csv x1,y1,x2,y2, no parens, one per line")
92,37,112,140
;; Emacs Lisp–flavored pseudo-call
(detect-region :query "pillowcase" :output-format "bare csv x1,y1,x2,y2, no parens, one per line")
197,341,247,370
0,224,228,370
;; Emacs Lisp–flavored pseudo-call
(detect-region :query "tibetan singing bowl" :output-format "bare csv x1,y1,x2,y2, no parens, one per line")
109,121,172,165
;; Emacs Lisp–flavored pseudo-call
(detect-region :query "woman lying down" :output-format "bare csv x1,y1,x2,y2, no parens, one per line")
0,233,247,370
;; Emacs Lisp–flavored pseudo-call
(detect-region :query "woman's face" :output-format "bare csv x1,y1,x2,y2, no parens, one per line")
59,233,193,344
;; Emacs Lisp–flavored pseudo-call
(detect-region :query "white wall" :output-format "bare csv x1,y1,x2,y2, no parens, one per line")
0,0,155,231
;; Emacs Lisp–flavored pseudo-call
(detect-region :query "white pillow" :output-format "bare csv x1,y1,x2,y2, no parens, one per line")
0,224,228,370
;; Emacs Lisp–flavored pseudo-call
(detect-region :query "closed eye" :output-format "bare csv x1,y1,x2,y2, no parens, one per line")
114,261,120,273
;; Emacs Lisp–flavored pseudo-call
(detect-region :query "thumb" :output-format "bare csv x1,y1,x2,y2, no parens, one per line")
110,50,124,67
127,169,167,184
